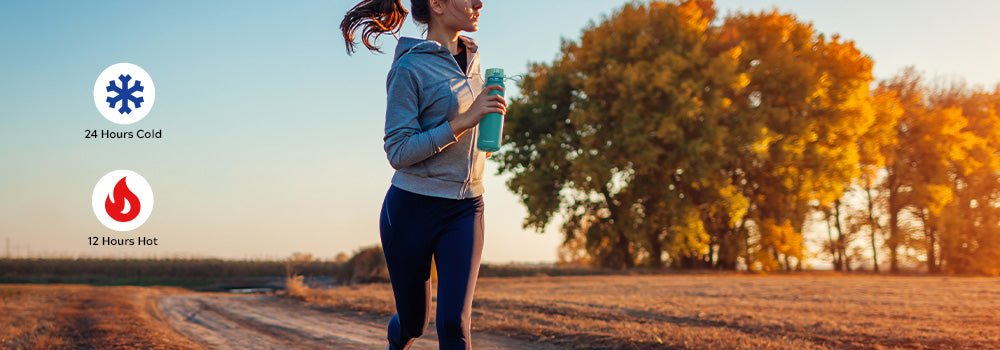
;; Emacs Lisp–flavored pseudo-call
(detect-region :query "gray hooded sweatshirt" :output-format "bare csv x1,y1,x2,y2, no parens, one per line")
383,36,487,199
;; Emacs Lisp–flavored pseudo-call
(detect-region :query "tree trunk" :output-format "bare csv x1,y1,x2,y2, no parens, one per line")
834,200,851,272
928,226,938,273
743,218,753,270
770,247,781,271
600,186,634,269
920,209,938,274
648,228,663,269
707,242,716,267
646,192,664,269
712,210,747,270
865,184,880,273
615,227,634,269
826,210,840,271
887,173,901,274
716,232,739,270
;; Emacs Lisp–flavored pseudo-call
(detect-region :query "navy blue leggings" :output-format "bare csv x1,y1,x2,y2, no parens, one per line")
379,185,485,350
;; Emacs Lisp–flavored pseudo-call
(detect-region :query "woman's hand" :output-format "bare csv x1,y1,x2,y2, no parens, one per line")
450,85,506,138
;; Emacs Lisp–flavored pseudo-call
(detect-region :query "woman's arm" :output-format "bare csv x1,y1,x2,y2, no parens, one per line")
382,66,459,170
383,66,506,170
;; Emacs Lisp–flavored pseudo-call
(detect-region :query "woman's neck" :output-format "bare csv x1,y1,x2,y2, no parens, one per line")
426,25,461,55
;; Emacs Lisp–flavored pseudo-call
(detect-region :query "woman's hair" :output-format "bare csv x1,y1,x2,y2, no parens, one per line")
341,0,434,55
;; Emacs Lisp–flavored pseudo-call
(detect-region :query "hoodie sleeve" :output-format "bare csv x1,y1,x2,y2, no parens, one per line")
383,65,459,170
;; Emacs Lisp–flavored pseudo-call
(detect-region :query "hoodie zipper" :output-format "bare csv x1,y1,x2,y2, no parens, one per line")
463,123,477,198
434,37,478,199
461,45,481,199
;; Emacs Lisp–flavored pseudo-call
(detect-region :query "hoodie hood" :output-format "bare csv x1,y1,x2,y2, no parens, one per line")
392,36,479,63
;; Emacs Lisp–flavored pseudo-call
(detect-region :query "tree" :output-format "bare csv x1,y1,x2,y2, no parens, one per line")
930,84,1000,275
501,2,882,271
875,69,997,274
904,103,973,273
854,86,903,272
498,0,748,268
718,11,876,271
878,68,924,273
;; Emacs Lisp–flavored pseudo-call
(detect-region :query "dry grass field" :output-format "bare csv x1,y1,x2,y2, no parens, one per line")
0,284,198,349
286,273,1000,349
2,273,997,349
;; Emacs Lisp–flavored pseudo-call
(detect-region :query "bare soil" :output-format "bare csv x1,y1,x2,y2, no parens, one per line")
159,293,559,349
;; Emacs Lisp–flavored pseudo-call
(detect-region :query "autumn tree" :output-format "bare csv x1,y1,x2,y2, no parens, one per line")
500,1,884,271
852,86,903,272
929,83,1000,275
500,1,1000,275
498,0,748,268
878,69,923,273
875,69,989,273
718,11,876,271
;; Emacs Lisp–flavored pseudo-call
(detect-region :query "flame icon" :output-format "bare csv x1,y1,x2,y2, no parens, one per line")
105,177,141,222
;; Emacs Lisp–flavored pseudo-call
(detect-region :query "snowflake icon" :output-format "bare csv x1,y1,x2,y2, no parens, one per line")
106,74,144,115
93,63,155,124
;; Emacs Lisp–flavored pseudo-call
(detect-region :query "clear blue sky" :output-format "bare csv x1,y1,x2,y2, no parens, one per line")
1,0,998,262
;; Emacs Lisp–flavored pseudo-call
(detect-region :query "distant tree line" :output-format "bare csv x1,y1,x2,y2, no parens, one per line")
498,0,1000,275
0,248,634,286
0,256,339,284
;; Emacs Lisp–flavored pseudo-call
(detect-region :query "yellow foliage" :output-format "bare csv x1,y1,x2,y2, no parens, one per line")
752,219,803,272
666,209,712,258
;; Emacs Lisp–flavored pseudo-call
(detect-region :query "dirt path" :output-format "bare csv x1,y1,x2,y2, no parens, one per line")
159,293,561,350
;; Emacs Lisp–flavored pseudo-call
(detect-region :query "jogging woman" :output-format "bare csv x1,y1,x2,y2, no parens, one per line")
341,0,504,349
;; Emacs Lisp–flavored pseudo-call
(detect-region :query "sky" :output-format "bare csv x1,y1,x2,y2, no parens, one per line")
1,0,998,263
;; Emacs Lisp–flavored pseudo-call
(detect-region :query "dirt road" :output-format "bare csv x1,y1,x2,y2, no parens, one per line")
159,293,560,350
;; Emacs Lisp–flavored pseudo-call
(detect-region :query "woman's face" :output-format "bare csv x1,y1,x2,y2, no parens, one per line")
433,0,483,33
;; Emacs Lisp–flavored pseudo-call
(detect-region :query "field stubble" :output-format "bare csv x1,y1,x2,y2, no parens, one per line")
287,273,1000,349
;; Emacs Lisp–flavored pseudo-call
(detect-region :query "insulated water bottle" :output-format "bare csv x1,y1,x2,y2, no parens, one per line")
477,68,505,152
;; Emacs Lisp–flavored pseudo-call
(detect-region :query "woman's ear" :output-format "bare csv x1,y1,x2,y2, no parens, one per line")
428,0,446,15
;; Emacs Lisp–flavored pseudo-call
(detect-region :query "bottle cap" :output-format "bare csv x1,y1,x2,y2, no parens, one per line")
485,68,504,79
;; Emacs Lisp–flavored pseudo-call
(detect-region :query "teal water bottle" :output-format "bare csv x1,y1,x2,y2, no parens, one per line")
477,68,505,152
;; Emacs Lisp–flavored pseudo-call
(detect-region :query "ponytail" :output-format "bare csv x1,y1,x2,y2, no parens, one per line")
341,0,409,54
